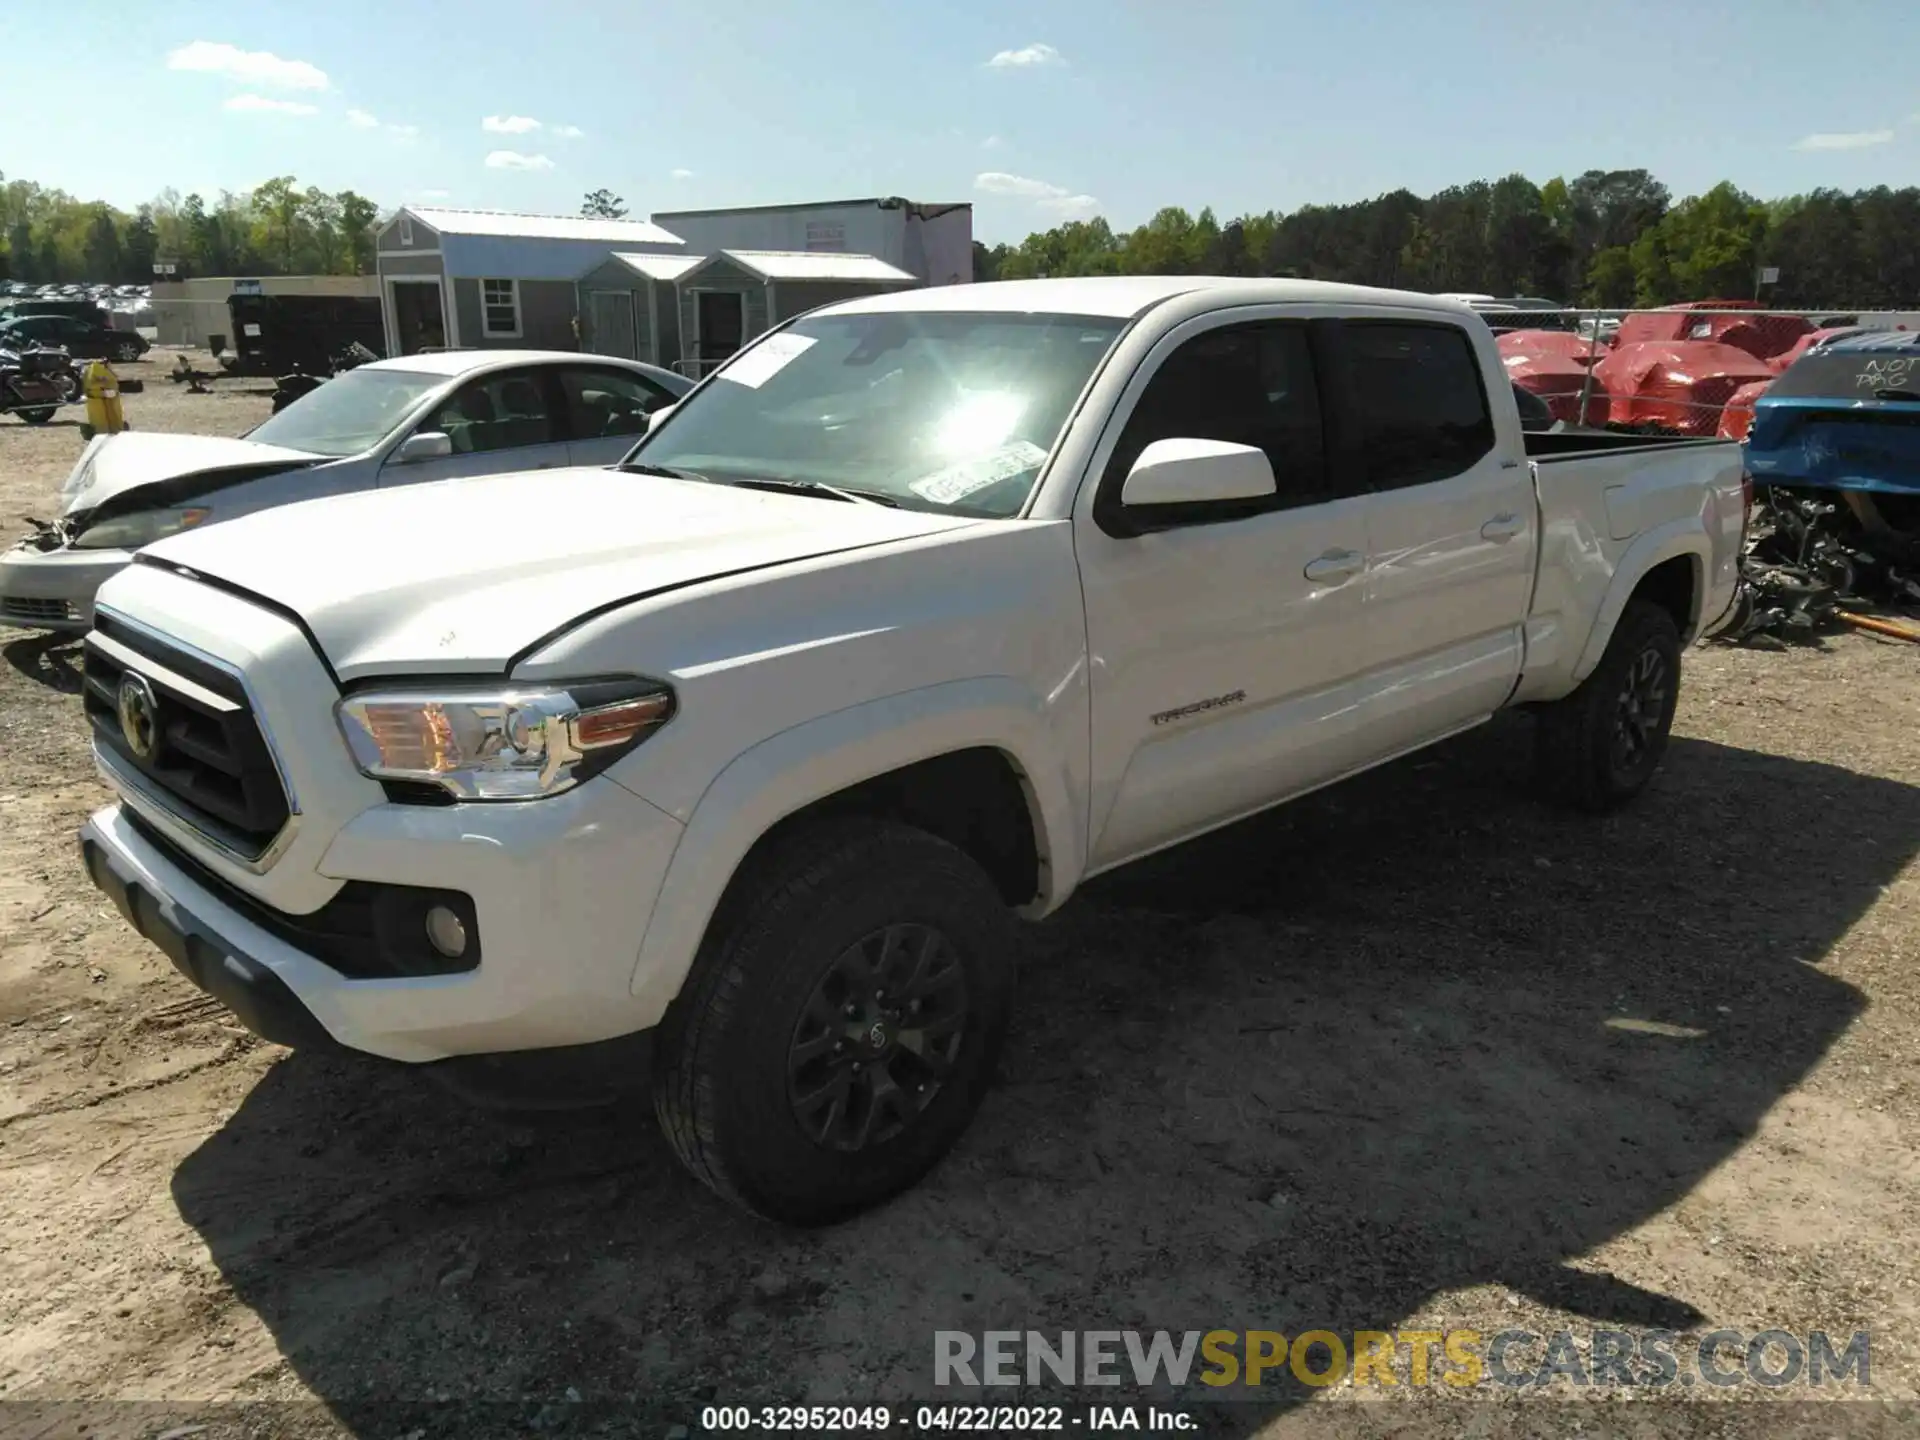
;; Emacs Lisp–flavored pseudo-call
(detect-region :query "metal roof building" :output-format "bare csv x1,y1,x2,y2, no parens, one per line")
577,248,917,375
374,207,688,355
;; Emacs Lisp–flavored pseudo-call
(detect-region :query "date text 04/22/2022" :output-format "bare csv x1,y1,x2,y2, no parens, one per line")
697,1404,1197,1431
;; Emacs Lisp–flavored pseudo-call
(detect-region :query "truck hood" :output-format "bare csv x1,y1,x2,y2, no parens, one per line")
60,431,327,518
139,466,982,679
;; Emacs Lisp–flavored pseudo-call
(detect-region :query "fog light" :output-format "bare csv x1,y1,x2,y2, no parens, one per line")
424,904,468,959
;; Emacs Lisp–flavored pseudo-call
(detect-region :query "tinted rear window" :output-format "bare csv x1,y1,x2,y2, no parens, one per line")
1345,322,1496,488
1769,347,1920,400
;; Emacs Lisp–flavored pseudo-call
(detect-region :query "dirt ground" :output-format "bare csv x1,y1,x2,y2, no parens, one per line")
1,360,1918,1439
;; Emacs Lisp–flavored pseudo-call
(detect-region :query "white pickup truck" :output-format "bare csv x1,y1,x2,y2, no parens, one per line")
77,277,1746,1223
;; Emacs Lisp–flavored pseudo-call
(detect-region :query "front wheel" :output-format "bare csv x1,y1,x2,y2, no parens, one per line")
653,817,1016,1224
16,406,55,425
1535,599,1682,812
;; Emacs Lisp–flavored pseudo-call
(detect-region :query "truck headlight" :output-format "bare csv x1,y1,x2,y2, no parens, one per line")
70,507,211,550
335,680,675,801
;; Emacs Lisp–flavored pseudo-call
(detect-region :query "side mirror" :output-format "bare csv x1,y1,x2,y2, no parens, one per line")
1120,438,1276,510
644,402,677,430
394,431,453,463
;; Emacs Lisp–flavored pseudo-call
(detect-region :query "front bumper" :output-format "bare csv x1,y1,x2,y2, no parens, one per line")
0,542,131,632
82,773,688,1066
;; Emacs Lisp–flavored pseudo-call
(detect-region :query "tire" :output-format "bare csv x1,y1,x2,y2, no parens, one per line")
113,340,143,364
1535,598,1682,812
17,406,54,425
653,817,1016,1225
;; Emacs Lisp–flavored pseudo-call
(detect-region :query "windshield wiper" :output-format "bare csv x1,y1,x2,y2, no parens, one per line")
1871,388,1920,402
621,460,713,482
726,476,900,508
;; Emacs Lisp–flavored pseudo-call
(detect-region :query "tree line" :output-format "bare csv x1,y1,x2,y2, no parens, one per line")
0,172,382,284
973,170,1920,310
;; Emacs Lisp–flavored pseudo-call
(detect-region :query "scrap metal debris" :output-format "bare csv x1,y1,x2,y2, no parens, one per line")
1718,487,1920,644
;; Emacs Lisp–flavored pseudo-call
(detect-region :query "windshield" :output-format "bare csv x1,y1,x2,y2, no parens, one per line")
244,367,445,457
630,310,1129,517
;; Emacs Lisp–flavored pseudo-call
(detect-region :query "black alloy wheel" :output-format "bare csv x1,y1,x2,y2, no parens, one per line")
786,922,969,1153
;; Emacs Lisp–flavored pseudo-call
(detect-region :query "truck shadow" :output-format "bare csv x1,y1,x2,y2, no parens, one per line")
169,721,1896,1434
2,632,85,694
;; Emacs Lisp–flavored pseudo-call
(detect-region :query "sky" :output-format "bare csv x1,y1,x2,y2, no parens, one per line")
3,0,1918,243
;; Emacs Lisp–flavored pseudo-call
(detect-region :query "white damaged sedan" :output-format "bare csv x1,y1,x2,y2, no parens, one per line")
0,349,689,632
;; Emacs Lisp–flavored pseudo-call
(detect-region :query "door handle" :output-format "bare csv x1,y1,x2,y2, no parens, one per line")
1481,513,1526,542
1303,549,1365,583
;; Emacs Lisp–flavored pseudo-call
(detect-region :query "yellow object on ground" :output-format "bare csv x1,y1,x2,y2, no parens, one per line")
83,360,126,436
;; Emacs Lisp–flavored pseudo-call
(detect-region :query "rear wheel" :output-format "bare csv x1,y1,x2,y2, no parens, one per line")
17,406,55,425
112,339,143,364
653,817,1016,1225
1535,599,1682,812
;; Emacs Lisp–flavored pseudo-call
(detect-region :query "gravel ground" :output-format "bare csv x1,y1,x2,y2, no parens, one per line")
0,363,1916,1439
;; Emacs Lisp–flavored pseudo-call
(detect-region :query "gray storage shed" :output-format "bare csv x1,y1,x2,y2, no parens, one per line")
672,249,918,375
574,252,702,367
375,206,687,356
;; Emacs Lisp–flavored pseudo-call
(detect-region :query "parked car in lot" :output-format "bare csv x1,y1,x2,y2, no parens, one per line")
0,312,146,362
75,277,1746,1224
0,349,691,632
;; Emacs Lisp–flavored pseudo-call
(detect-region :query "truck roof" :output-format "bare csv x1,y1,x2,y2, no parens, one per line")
820,275,1478,321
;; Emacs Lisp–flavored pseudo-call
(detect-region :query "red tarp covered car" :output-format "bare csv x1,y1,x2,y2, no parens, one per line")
1766,327,1863,374
1613,302,1813,365
1594,340,1778,436
1497,331,1611,426
1716,378,1774,440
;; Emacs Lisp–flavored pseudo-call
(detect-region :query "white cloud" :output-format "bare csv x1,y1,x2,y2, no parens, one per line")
167,40,328,90
974,171,1099,215
981,134,1005,151
1792,129,1894,151
987,43,1062,69
224,94,319,116
482,114,542,134
348,107,418,138
552,124,586,139
671,168,695,180
485,150,554,171
418,189,451,201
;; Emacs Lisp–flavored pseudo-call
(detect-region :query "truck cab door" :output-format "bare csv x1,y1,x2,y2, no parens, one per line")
1336,317,1537,750
380,366,572,487
1075,314,1376,873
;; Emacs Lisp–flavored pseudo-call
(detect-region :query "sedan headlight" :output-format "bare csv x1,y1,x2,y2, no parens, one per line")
335,680,675,801
70,506,211,550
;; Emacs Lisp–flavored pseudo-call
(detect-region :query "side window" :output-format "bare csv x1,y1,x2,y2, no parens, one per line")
1104,322,1331,510
558,367,676,441
427,369,556,455
480,279,521,339
1343,322,1495,489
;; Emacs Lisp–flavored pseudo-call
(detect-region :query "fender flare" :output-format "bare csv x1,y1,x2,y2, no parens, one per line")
1570,520,1709,684
626,676,1082,1013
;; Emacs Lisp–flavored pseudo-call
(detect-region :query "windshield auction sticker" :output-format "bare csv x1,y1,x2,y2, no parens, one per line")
718,332,816,389
909,440,1050,506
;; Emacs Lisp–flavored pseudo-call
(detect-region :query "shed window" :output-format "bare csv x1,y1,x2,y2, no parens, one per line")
398,215,413,247
481,279,522,338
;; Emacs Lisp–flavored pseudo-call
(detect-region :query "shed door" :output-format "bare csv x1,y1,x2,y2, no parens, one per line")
589,290,637,359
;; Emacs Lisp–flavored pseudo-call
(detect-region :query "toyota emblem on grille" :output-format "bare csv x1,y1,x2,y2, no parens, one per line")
116,671,162,761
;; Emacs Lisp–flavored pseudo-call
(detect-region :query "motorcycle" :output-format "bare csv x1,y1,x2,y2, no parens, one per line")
0,342,81,425
269,339,382,414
